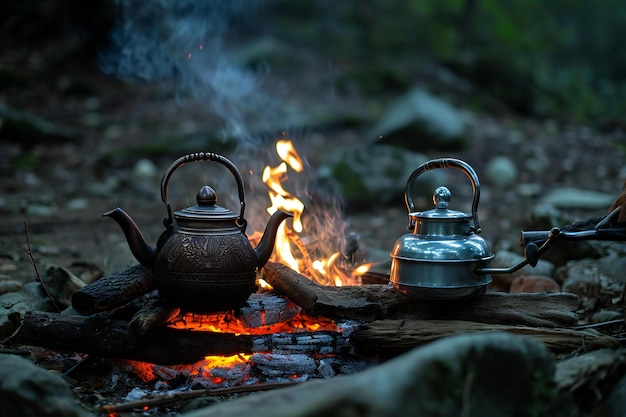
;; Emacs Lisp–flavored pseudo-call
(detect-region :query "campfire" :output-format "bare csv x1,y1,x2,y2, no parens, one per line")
5,139,624,415
15,140,379,394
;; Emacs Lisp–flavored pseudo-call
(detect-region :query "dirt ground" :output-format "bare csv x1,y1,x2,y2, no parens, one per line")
1,56,624,286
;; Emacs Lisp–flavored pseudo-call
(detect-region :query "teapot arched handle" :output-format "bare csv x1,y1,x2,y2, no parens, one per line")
405,158,481,232
160,152,246,226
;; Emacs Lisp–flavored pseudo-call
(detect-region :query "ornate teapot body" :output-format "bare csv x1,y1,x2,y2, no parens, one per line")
104,152,292,313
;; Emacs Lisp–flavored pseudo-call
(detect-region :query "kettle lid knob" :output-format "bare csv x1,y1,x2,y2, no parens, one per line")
197,185,217,206
433,186,451,209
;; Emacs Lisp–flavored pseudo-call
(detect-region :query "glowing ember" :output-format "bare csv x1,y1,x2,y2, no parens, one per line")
168,310,338,334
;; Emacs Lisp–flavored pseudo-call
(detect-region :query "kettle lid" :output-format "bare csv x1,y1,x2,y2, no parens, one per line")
411,186,471,220
174,185,238,221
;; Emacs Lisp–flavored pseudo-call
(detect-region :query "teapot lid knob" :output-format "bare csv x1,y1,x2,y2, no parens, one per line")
197,185,217,206
433,186,451,209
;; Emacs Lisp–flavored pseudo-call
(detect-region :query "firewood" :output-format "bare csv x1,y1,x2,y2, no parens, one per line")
8,311,345,364
262,261,580,327
71,264,155,315
349,319,621,356
128,298,180,336
11,311,251,364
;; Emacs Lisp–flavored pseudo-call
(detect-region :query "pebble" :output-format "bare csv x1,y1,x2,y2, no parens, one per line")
132,158,158,180
485,156,517,187
509,275,560,293
541,187,615,209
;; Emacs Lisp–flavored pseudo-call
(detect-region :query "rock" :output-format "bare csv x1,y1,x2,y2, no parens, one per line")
540,187,616,210
370,87,469,151
132,158,158,180
66,198,88,211
510,275,560,293
316,144,443,207
557,256,625,309
0,279,23,295
0,282,53,339
0,354,92,417
489,250,555,292
42,264,87,308
603,373,626,417
590,310,622,323
485,156,517,188
181,332,556,417
555,349,626,414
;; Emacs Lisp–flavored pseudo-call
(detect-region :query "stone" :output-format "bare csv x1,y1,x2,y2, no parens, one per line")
540,187,615,210
603,373,626,417
316,144,444,206
558,256,625,309
132,158,158,180
0,282,52,339
510,275,560,293
369,87,469,151
485,156,517,188
0,354,92,417
489,250,555,292
181,332,556,417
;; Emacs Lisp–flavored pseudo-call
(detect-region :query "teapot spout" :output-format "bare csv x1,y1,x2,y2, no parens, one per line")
103,208,157,268
254,210,293,267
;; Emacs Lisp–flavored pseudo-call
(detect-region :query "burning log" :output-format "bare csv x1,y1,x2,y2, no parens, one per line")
9,311,346,364
71,264,155,315
262,261,580,327
11,311,250,364
128,298,180,336
349,319,621,356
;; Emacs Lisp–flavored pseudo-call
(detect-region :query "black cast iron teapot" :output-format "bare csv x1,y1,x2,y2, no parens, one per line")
104,152,292,313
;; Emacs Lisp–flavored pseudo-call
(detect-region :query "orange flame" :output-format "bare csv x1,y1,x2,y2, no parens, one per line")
260,138,365,285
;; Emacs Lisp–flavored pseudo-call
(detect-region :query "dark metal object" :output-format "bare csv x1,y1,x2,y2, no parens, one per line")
104,152,292,313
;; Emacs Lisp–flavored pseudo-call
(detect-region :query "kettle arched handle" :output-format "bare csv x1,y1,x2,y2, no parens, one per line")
405,158,481,233
160,152,246,227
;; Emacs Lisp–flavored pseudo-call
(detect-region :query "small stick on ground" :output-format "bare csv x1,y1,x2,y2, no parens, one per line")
100,381,299,413
24,221,60,313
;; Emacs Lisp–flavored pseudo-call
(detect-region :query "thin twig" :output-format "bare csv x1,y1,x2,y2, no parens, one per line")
100,381,299,413
572,319,624,330
23,221,60,313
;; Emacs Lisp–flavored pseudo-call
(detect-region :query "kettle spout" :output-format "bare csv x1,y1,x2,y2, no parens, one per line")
253,210,293,267
103,208,157,268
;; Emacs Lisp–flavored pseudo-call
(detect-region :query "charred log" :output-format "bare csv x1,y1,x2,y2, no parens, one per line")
71,264,155,315
9,311,345,364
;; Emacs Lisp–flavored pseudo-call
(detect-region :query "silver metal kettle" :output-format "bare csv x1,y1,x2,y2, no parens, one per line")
390,158,493,300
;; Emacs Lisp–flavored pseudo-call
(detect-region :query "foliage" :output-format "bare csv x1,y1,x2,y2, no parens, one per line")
4,0,626,122
264,0,626,122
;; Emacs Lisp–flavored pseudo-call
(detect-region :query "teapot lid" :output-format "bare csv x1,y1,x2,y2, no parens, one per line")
410,187,470,220
174,185,238,221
